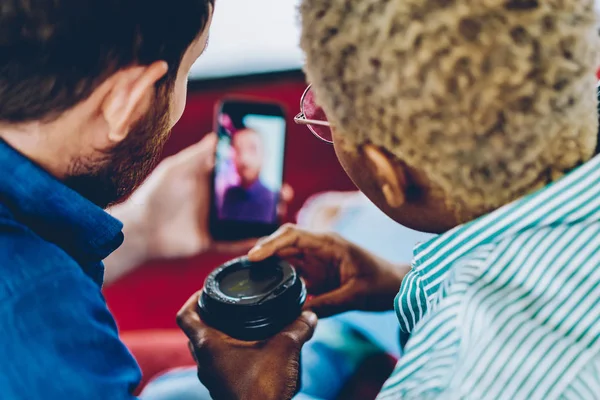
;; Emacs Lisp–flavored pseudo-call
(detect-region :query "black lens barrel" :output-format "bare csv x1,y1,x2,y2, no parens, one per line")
198,256,307,341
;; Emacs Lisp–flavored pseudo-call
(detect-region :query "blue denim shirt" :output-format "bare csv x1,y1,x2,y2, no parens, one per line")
0,140,141,399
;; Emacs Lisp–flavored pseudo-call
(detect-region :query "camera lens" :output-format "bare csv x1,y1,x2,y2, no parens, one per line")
198,256,307,341
219,265,283,298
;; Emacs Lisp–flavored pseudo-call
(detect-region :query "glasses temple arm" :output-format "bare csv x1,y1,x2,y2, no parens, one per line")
294,115,331,127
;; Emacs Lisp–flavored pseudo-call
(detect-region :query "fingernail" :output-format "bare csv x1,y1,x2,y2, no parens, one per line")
301,311,318,325
247,246,261,257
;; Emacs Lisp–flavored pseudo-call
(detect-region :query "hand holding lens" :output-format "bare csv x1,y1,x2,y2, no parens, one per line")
198,256,307,341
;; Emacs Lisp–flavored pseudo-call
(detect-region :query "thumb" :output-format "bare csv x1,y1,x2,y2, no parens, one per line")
275,311,318,348
169,133,217,172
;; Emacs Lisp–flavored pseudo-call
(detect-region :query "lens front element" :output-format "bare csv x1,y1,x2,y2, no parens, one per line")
219,263,284,298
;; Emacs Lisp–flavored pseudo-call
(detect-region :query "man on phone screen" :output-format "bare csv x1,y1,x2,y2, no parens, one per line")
220,127,277,222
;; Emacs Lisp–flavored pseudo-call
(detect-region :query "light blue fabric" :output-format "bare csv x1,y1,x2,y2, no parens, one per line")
142,196,433,400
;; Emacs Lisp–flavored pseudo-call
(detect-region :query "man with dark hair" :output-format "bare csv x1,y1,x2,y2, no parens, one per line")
0,1,222,398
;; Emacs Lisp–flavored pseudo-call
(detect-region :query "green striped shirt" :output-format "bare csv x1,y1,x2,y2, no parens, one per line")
378,153,600,399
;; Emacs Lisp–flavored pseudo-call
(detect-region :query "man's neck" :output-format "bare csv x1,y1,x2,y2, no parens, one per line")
240,178,259,190
0,123,74,180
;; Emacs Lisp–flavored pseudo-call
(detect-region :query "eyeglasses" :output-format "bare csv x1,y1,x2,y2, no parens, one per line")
294,84,332,144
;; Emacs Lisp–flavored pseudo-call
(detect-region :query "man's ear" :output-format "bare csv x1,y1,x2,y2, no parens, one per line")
363,144,407,208
101,61,169,143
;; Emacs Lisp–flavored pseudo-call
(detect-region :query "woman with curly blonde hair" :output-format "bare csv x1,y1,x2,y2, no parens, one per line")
177,1,600,399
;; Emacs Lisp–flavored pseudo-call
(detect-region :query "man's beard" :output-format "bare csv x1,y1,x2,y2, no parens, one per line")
64,94,171,209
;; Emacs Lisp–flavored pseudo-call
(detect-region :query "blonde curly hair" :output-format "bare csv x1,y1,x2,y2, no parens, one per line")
301,0,599,219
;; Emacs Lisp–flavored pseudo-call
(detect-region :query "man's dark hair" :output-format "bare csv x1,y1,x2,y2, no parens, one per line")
0,0,213,123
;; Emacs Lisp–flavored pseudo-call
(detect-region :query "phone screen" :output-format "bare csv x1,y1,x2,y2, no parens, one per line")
211,100,286,241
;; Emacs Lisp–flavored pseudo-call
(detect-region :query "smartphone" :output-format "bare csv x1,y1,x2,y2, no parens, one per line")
210,98,287,242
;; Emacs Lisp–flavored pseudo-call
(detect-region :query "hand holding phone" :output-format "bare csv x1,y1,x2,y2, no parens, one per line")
210,99,287,241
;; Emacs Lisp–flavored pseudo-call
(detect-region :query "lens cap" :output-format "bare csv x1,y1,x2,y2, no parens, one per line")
198,256,307,341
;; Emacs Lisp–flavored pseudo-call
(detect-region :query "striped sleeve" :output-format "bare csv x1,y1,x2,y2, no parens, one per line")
444,224,600,400
394,268,429,334
561,358,600,400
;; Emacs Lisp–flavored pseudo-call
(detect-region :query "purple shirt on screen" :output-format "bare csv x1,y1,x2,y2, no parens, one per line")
220,180,277,223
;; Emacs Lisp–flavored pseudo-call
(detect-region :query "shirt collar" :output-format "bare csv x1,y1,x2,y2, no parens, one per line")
0,140,124,275
244,179,264,193
413,154,600,295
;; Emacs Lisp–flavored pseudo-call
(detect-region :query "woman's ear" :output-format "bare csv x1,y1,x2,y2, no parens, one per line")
363,144,407,208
